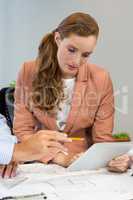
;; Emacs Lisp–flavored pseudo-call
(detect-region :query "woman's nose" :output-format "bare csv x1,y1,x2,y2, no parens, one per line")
74,55,82,66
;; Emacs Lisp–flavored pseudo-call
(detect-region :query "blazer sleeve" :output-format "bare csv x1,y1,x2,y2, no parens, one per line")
92,72,115,142
13,63,37,141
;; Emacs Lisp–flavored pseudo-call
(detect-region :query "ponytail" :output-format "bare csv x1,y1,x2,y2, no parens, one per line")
31,33,64,114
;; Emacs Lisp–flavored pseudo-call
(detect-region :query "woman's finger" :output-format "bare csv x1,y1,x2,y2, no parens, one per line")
42,133,72,143
40,148,62,163
108,161,129,172
48,141,68,153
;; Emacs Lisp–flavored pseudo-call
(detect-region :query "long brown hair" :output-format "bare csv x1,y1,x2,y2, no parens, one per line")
32,12,99,114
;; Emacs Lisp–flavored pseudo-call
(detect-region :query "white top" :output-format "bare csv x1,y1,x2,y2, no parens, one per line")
0,114,17,164
56,78,75,131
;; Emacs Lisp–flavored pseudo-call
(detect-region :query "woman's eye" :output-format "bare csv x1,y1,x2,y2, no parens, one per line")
82,53,90,58
68,48,75,53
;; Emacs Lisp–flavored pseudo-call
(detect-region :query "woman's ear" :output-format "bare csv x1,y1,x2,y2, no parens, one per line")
54,32,61,47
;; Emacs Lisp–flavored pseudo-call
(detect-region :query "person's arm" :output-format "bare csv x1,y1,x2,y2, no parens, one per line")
0,130,72,178
92,72,115,142
0,138,16,165
0,114,17,178
0,114,17,165
0,114,13,136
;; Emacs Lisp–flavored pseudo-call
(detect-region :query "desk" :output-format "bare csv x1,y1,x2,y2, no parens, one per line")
0,163,133,200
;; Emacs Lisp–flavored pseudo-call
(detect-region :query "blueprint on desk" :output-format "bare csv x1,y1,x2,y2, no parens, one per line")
0,163,133,200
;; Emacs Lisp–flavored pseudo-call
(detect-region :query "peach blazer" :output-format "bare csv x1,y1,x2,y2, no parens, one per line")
13,60,115,152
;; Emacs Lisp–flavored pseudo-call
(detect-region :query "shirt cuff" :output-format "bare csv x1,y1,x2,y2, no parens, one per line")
0,136,17,165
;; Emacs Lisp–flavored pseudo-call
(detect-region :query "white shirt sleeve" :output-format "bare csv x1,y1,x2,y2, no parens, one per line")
0,114,17,164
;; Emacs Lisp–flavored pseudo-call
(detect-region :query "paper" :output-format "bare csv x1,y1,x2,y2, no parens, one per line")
68,142,133,171
1,163,133,200
0,176,28,189
18,163,66,174
0,163,66,190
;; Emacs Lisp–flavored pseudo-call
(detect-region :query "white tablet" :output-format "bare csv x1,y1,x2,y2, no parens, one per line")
68,142,133,171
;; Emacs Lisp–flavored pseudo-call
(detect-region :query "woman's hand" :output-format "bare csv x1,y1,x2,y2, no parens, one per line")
52,152,84,167
0,162,18,178
51,152,75,167
13,130,72,163
0,130,71,178
52,139,85,168
107,154,131,173
52,138,86,167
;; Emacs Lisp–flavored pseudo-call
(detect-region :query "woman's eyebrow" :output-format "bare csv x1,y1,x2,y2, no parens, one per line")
83,51,93,55
68,44,93,54
67,44,93,55
67,44,77,49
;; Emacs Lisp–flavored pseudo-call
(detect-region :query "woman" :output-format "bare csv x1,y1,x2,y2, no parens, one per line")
13,12,116,167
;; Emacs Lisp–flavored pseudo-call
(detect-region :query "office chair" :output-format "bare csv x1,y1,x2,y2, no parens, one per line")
0,87,15,133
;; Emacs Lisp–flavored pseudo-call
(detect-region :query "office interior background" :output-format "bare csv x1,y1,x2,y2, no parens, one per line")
0,0,133,138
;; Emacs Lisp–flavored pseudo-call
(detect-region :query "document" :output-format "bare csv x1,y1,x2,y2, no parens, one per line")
68,142,133,171
1,163,133,200
0,163,66,189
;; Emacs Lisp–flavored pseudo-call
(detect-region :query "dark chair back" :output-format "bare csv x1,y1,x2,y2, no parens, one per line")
0,87,15,132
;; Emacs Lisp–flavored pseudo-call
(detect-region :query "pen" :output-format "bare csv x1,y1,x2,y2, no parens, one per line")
69,137,84,141
1,192,47,200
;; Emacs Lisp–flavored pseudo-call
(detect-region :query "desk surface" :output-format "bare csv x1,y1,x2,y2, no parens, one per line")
0,163,133,200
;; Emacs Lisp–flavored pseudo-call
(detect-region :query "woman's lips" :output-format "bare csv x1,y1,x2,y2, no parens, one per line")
67,64,77,71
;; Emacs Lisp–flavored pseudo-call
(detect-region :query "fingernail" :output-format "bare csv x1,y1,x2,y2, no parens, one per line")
62,151,68,155
67,138,72,142
63,134,67,137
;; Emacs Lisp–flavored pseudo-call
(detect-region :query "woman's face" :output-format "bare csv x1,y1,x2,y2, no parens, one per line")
55,33,97,79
